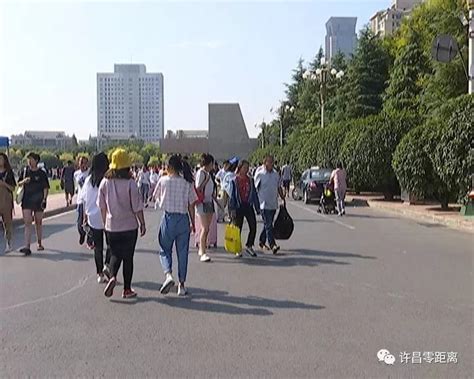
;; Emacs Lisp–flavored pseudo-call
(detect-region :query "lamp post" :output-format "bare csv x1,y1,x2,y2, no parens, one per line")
254,119,266,149
279,104,295,147
303,58,344,128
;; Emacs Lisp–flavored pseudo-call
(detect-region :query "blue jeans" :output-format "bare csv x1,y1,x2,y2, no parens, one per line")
259,209,276,248
158,212,191,283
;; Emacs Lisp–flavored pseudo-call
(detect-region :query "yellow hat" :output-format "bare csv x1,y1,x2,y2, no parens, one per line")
109,148,131,170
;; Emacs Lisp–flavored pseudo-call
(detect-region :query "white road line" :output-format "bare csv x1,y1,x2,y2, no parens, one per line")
288,202,356,230
0,275,90,312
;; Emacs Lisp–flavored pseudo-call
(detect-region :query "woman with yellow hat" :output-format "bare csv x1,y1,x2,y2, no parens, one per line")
98,148,146,299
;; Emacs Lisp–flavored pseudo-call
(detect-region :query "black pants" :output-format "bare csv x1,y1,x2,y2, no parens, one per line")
91,227,111,274
106,229,138,290
235,204,257,248
77,204,93,245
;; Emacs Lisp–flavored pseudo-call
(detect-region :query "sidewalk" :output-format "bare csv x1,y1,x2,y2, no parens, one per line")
12,193,76,225
347,194,474,233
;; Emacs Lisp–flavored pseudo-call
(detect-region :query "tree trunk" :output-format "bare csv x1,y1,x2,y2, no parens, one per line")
440,198,449,210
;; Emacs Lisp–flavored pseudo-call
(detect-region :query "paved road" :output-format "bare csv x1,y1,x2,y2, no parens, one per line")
1,201,472,378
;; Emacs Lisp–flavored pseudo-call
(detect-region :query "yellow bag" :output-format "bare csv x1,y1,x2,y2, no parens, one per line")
224,224,242,255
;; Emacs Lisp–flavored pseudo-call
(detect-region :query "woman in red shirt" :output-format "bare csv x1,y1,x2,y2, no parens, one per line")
229,160,260,257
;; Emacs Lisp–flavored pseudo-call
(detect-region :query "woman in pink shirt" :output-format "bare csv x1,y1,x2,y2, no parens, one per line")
98,149,146,299
330,162,347,216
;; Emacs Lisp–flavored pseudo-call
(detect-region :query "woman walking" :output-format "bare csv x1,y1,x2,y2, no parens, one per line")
330,162,347,216
154,155,197,296
98,149,146,299
229,160,260,257
0,153,16,254
195,153,215,263
79,152,111,283
18,152,49,256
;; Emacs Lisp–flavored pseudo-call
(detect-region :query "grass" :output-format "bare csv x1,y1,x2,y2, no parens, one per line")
49,179,63,195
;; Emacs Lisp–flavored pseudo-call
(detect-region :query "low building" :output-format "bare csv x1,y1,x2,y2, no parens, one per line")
10,131,74,150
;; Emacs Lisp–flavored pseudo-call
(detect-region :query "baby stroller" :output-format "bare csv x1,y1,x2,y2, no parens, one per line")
318,185,337,214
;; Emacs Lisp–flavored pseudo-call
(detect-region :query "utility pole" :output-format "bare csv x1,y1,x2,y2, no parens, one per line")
469,0,474,94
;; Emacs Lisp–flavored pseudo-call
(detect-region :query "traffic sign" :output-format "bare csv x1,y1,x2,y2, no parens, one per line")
431,35,459,63
0,136,9,148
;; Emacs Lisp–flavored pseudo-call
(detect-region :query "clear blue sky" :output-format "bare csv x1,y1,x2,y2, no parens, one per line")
0,0,387,140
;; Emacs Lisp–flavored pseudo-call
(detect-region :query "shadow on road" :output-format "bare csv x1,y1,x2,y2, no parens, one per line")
1,248,91,262
114,283,325,316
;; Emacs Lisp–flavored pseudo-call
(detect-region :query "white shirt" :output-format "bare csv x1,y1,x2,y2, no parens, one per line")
150,172,160,185
195,169,214,203
74,169,89,204
79,176,103,230
254,168,281,210
138,170,151,186
216,169,226,183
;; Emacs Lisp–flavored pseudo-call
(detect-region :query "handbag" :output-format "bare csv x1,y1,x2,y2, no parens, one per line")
224,223,242,255
15,167,27,205
273,204,294,240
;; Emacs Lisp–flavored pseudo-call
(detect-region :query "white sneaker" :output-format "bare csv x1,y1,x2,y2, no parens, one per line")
4,244,13,254
177,284,188,296
160,274,175,294
97,274,107,284
199,254,211,262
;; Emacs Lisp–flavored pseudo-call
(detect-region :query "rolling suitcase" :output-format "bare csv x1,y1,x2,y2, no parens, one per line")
194,211,218,248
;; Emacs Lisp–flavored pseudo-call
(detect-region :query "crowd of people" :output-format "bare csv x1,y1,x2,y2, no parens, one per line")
0,149,347,299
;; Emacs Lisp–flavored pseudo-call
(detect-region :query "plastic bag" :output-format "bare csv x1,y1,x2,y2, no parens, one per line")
273,204,294,240
224,223,242,255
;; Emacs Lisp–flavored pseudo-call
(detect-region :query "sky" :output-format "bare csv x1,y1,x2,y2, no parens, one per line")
0,0,388,140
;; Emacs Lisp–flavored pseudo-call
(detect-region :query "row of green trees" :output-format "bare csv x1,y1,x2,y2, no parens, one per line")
250,0,473,207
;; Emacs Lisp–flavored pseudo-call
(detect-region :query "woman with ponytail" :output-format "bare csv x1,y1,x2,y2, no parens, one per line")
153,155,197,296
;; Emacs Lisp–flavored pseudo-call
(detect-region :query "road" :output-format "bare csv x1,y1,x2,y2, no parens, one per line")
1,200,472,378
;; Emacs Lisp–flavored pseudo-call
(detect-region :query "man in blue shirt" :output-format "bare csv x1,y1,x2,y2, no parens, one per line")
254,155,285,254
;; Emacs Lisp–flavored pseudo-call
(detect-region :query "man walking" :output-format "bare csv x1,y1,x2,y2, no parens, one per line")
254,155,285,254
74,156,90,245
281,161,292,198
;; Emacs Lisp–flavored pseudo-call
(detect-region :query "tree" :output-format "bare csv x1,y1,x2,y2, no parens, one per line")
128,151,144,166
71,134,78,148
432,94,474,204
148,156,161,168
40,151,61,169
383,32,431,114
59,153,74,165
335,28,391,121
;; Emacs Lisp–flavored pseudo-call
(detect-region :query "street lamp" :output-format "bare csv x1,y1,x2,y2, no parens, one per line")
303,59,344,128
271,104,295,147
254,119,266,149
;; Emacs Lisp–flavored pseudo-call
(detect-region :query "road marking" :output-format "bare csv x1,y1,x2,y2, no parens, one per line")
288,202,356,230
0,275,90,312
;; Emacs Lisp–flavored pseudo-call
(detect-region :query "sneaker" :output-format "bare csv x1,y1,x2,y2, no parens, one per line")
79,234,85,245
97,274,107,284
102,265,112,280
4,243,13,254
259,242,269,251
104,277,116,298
160,274,175,295
37,245,44,251
177,284,187,297
20,247,32,256
235,253,242,258
199,254,211,263
122,289,137,298
271,245,281,255
342,210,346,216
245,247,257,257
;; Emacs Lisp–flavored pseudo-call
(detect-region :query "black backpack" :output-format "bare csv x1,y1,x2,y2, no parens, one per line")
273,204,294,240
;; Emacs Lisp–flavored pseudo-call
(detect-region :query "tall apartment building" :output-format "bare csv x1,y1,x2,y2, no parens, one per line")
97,64,164,143
325,17,358,63
370,0,423,37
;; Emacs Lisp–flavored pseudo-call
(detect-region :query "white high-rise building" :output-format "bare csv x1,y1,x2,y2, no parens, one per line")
325,17,358,64
97,64,164,143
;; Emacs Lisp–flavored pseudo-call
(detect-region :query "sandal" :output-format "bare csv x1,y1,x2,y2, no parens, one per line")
37,245,45,251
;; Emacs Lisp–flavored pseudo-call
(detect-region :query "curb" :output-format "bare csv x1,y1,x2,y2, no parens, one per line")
358,198,474,234
12,205,76,227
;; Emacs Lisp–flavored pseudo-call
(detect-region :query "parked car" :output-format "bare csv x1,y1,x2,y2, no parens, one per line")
294,167,333,204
